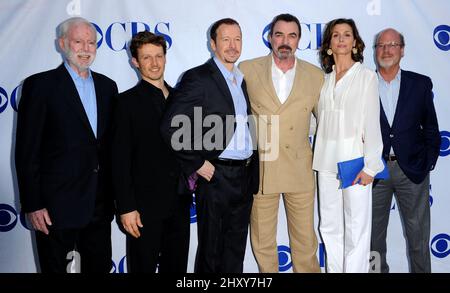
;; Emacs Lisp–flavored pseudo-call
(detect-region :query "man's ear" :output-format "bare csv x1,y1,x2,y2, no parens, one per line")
131,57,139,69
210,39,216,52
58,38,65,52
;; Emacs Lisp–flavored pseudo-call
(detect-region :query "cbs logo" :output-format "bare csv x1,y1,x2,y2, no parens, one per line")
111,255,127,273
0,203,31,232
440,131,450,156
262,22,325,51
433,25,450,51
431,233,450,258
92,21,172,52
277,245,292,272
0,85,21,114
190,200,197,224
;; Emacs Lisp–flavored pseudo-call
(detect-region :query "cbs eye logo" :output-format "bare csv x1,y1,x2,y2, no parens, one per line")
0,85,21,113
431,233,450,258
440,131,450,156
433,25,450,51
0,204,18,232
277,245,292,272
0,203,31,232
110,255,127,273
190,194,197,224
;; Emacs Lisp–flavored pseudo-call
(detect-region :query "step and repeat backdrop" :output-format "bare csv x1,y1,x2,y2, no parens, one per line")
0,0,449,273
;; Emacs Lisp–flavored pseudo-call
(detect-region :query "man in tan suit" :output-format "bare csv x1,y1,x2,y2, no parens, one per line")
240,13,323,273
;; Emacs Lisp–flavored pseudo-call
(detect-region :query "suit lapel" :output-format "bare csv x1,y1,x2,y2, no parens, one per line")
207,59,235,111
57,65,96,139
260,55,282,109
278,58,304,112
93,72,105,140
391,70,412,130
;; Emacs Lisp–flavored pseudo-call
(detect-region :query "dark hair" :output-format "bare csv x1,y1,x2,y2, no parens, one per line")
129,31,167,59
319,18,365,73
269,13,301,38
209,18,241,43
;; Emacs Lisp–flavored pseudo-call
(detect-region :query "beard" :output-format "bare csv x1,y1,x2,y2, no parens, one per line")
377,58,395,69
274,45,294,60
64,47,96,73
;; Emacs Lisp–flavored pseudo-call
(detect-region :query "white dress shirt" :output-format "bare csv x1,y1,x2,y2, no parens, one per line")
312,62,384,176
271,55,296,104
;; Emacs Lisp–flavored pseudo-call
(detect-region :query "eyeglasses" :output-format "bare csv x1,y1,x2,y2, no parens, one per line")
375,42,402,50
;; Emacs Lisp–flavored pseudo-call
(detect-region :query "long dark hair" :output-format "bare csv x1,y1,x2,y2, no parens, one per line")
319,18,365,73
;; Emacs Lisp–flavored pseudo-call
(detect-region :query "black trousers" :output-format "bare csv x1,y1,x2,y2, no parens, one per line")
127,197,190,273
35,218,112,273
194,162,253,273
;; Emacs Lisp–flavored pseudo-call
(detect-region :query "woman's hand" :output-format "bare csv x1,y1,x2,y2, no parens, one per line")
353,171,374,186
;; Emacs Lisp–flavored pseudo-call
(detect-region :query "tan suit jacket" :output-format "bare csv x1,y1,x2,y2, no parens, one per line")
240,55,323,194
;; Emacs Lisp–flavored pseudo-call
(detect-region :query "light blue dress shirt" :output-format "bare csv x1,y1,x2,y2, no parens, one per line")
64,62,98,137
378,70,401,127
378,69,401,155
213,57,253,160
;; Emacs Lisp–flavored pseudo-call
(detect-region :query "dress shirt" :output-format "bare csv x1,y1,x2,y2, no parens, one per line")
378,70,401,155
271,55,297,104
213,57,253,160
64,61,97,137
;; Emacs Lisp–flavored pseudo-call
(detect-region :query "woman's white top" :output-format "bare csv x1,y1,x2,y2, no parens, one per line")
312,62,384,176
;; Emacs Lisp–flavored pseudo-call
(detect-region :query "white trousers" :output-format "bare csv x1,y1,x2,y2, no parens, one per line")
318,172,372,273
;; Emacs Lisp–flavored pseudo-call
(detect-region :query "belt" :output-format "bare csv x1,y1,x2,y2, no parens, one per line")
384,154,397,162
212,157,252,167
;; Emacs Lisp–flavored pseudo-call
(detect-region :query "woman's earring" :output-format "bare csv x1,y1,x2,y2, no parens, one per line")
352,47,358,54
327,48,333,56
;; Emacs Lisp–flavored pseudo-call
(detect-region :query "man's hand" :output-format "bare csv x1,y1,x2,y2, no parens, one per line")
27,208,52,235
353,171,374,186
120,210,143,238
196,160,215,181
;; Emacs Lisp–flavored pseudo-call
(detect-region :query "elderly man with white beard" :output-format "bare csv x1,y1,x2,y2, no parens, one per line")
15,17,118,273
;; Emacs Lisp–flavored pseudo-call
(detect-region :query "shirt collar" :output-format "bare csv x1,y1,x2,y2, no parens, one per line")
377,68,401,84
64,61,92,81
271,54,297,75
213,57,243,85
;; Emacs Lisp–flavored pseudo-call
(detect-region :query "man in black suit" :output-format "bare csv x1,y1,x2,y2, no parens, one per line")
161,18,259,273
111,31,191,273
15,17,118,273
371,28,441,273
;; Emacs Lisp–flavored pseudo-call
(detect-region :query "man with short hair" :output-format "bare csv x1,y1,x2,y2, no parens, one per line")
15,17,118,273
371,28,440,273
161,18,259,273
111,31,191,273
240,13,323,273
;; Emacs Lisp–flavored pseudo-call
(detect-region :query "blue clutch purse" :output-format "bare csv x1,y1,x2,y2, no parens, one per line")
337,157,389,189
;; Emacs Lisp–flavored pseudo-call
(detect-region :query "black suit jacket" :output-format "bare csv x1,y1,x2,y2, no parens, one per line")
380,70,440,184
111,80,190,220
161,59,259,194
15,64,118,229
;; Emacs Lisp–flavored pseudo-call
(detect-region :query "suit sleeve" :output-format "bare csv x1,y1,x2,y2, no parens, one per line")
111,94,138,215
160,70,206,176
15,76,47,213
421,77,440,171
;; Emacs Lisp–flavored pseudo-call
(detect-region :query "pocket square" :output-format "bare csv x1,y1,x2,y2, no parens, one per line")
186,172,198,192
337,157,389,189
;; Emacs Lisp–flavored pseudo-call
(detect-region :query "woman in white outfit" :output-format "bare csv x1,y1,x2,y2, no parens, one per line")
313,18,384,273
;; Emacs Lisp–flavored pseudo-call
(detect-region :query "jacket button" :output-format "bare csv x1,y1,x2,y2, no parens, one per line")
389,134,394,138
